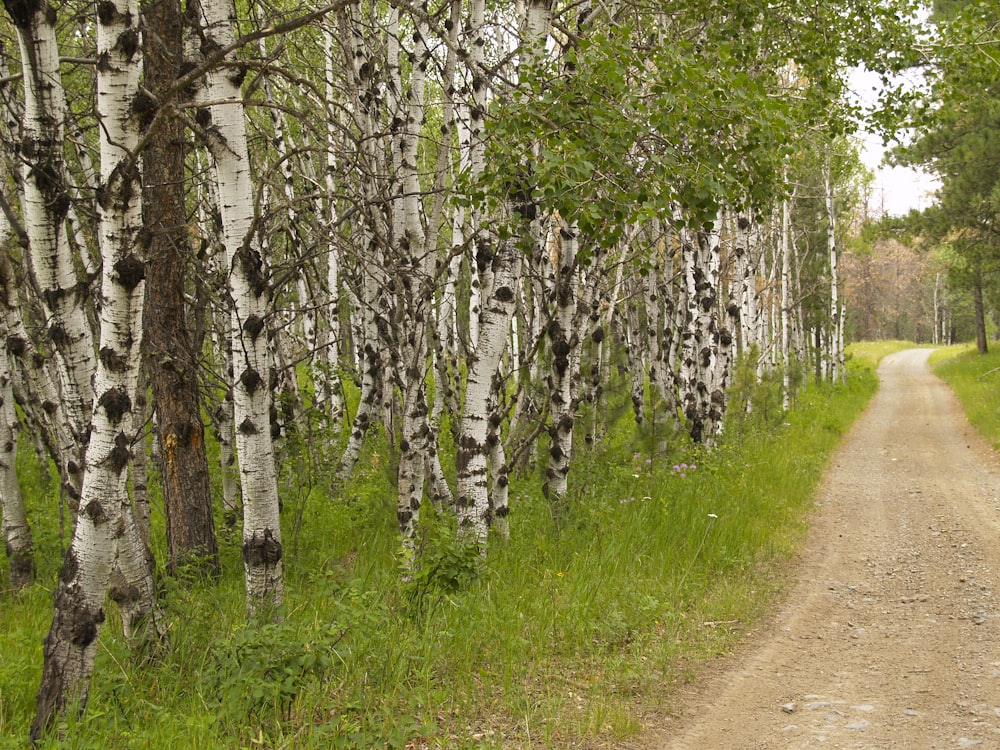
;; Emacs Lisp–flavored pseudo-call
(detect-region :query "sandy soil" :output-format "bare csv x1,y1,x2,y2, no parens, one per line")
654,348,1000,749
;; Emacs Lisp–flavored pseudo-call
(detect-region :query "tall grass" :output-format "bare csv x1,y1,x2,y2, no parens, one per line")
0,357,880,749
931,343,1000,451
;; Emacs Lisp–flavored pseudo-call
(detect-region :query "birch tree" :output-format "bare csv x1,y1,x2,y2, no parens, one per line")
3,0,92,499
456,0,553,546
188,0,284,614
33,0,167,734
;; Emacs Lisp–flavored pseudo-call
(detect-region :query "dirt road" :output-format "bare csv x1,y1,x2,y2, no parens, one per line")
660,348,1000,749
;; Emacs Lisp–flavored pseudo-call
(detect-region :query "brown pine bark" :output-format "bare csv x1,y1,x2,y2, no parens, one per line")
973,274,988,355
142,0,219,577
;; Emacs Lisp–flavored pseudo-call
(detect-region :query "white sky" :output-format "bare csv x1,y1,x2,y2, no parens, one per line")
854,128,940,217
848,62,940,218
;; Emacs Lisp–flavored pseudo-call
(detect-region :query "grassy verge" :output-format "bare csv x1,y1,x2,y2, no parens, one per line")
1,358,881,750
846,339,918,371
931,343,1000,451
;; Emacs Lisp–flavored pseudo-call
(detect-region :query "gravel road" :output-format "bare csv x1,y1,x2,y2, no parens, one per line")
658,348,1000,749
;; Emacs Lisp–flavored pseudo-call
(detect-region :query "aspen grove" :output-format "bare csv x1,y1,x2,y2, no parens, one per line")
0,0,918,740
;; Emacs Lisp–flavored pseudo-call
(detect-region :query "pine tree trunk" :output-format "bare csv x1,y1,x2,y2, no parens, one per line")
143,0,218,577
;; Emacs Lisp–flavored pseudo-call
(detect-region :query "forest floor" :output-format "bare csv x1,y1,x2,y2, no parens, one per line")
645,348,1000,749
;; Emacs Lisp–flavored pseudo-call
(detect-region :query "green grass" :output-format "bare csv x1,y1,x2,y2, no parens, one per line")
845,339,919,371
931,343,1000,451
0,359,880,749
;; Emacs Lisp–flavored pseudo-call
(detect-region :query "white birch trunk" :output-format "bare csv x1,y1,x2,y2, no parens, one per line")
544,220,578,500
0,228,33,589
392,9,435,558
199,153,241,525
781,193,791,411
33,0,166,735
323,24,344,427
4,0,95,476
191,0,282,615
678,211,725,444
825,161,841,384
457,238,521,545
933,272,941,346
456,0,552,546
623,280,646,425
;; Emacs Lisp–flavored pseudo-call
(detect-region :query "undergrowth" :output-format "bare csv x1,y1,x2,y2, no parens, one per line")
0,353,882,749
931,343,1000,451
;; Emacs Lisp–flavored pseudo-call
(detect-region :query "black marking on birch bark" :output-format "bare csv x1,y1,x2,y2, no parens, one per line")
242,528,282,566
96,0,116,24
97,51,112,74
239,367,262,396
41,286,65,309
495,285,514,303
591,326,604,343
108,431,132,473
132,90,157,130
397,509,412,526
99,346,128,373
237,417,258,435
3,0,42,27
552,338,570,358
227,65,247,87
69,606,105,647
109,580,140,604
720,328,733,347
98,387,131,425
242,314,265,341
58,548,78,583
238,248,268,297
177,60,200,97
48,322,69,348
199,37,222,57
114,254,145,291
195,107,212,127
6,335,25,356
82,497,109,525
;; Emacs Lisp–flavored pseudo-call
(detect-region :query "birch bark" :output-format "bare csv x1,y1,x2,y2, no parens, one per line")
456,0,553,546
33,0,166,735
190,0,283,614
824,160,842,383
781,192,791,410
0,223,33,589
4,0,92,494
543,220,578,500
